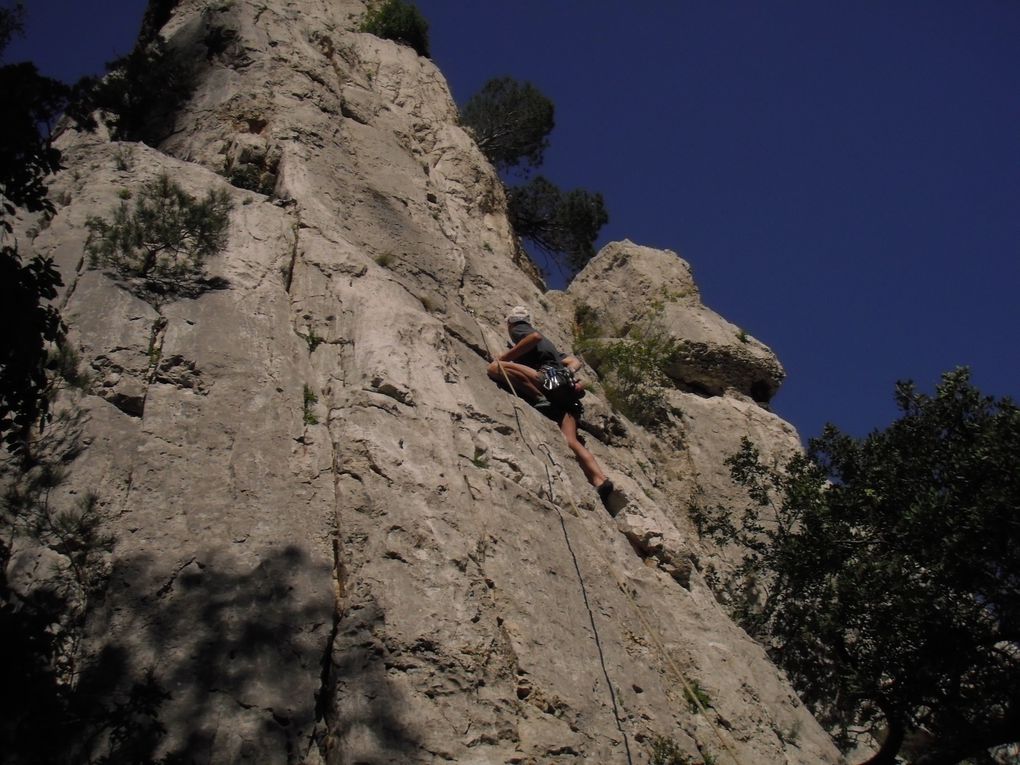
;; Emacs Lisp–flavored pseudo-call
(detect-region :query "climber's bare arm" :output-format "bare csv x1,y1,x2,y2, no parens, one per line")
498,331,542,363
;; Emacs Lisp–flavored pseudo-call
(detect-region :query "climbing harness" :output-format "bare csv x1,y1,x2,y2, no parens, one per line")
539,363,580,406
472,313,746,765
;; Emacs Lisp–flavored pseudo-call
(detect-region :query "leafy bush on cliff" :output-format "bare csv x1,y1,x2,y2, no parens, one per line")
587,334,676,428
360,0,430,58
573,304,678,427
86,175,232,298
0,11,78,454
0,245,63,455
695,368,1020,764
82,38,194,144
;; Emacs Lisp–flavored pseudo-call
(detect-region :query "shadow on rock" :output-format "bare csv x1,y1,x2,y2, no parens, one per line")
68,544,423,764
317,591,423,764
65,545,332,763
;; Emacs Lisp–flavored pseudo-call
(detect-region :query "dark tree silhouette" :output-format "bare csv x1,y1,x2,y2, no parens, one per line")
461,76,554,173
694,368,1020,765
360,0,430,58
507,176,608,274
0,12,75,455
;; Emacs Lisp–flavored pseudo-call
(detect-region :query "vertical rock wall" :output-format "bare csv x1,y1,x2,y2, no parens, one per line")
8,1,842,763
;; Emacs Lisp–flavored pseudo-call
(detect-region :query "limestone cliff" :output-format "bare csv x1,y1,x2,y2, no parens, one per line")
7,1,842,763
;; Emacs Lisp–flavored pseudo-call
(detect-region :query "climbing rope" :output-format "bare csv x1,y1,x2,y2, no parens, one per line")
470,311,745,765
536,441,744,765
475,316,633,763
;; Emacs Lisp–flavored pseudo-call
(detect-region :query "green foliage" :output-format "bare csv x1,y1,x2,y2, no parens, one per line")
0,16,88,455
0,245,64,455
113,146,133,172
683,680,712,714
461,77,554,173
136,0,178,48
227,162,269,194
0,62,67,218
46,339,90,391
303,384,319,425
0,403,129,763
579,314,677,428
461,77,609,278
0,3,25,57
1,14,162,760
22,490,112,598
573,302,601,345
507,175,608,274
86,175,232,297
302,328,325,353
203,23,238,59
360,0,430,57
698,368,1020,763
85,38,195,143
650,736,688,765
468,448,489,469
648,737,714,765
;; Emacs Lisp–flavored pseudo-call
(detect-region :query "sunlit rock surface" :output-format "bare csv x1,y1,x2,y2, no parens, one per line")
8,0,842,762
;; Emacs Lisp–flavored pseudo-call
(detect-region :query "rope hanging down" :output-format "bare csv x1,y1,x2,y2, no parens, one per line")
472,311,746,765
477,316,633,764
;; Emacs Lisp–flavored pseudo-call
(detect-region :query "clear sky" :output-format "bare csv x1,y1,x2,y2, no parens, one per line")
7,1,1019,442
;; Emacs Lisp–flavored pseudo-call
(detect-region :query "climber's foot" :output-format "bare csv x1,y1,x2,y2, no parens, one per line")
597,479,627,516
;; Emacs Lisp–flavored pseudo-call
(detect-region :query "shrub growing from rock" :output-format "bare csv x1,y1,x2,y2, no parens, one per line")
695,368,1020,763
587,329,677,428
84,39,194,144
224,145,279,196
86,175,232,298
360,0,430,58
575,304,678,428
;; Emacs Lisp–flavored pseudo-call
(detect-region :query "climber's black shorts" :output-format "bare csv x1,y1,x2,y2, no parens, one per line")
533,397,583,424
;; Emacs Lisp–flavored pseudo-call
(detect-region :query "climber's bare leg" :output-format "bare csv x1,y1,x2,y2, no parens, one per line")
559,412,607,488
487,360,543,401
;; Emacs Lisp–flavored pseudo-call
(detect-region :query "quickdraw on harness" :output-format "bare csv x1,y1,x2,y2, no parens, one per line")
539,363,582,408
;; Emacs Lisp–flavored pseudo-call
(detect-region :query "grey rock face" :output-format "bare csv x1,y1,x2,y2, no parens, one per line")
2,2,841,763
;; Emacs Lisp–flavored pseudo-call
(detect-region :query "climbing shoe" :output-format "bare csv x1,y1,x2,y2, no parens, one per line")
596,479,615,505
597,479,628,516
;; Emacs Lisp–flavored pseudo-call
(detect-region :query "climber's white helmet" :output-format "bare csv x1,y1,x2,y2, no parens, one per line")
506,306,531,325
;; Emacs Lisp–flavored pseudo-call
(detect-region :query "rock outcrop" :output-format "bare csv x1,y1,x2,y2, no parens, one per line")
5,1,841,763
567,241,785,403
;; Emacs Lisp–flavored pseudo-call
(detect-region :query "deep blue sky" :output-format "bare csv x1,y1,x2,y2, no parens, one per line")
7,1,1019,441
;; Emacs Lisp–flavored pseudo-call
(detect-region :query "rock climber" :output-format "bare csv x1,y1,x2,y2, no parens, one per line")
487,305,617,509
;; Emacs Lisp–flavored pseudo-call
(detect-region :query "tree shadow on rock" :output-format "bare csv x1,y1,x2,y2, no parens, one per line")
71,544,423,764
69,545,329,763
317,591,424,763
4,399,422,764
